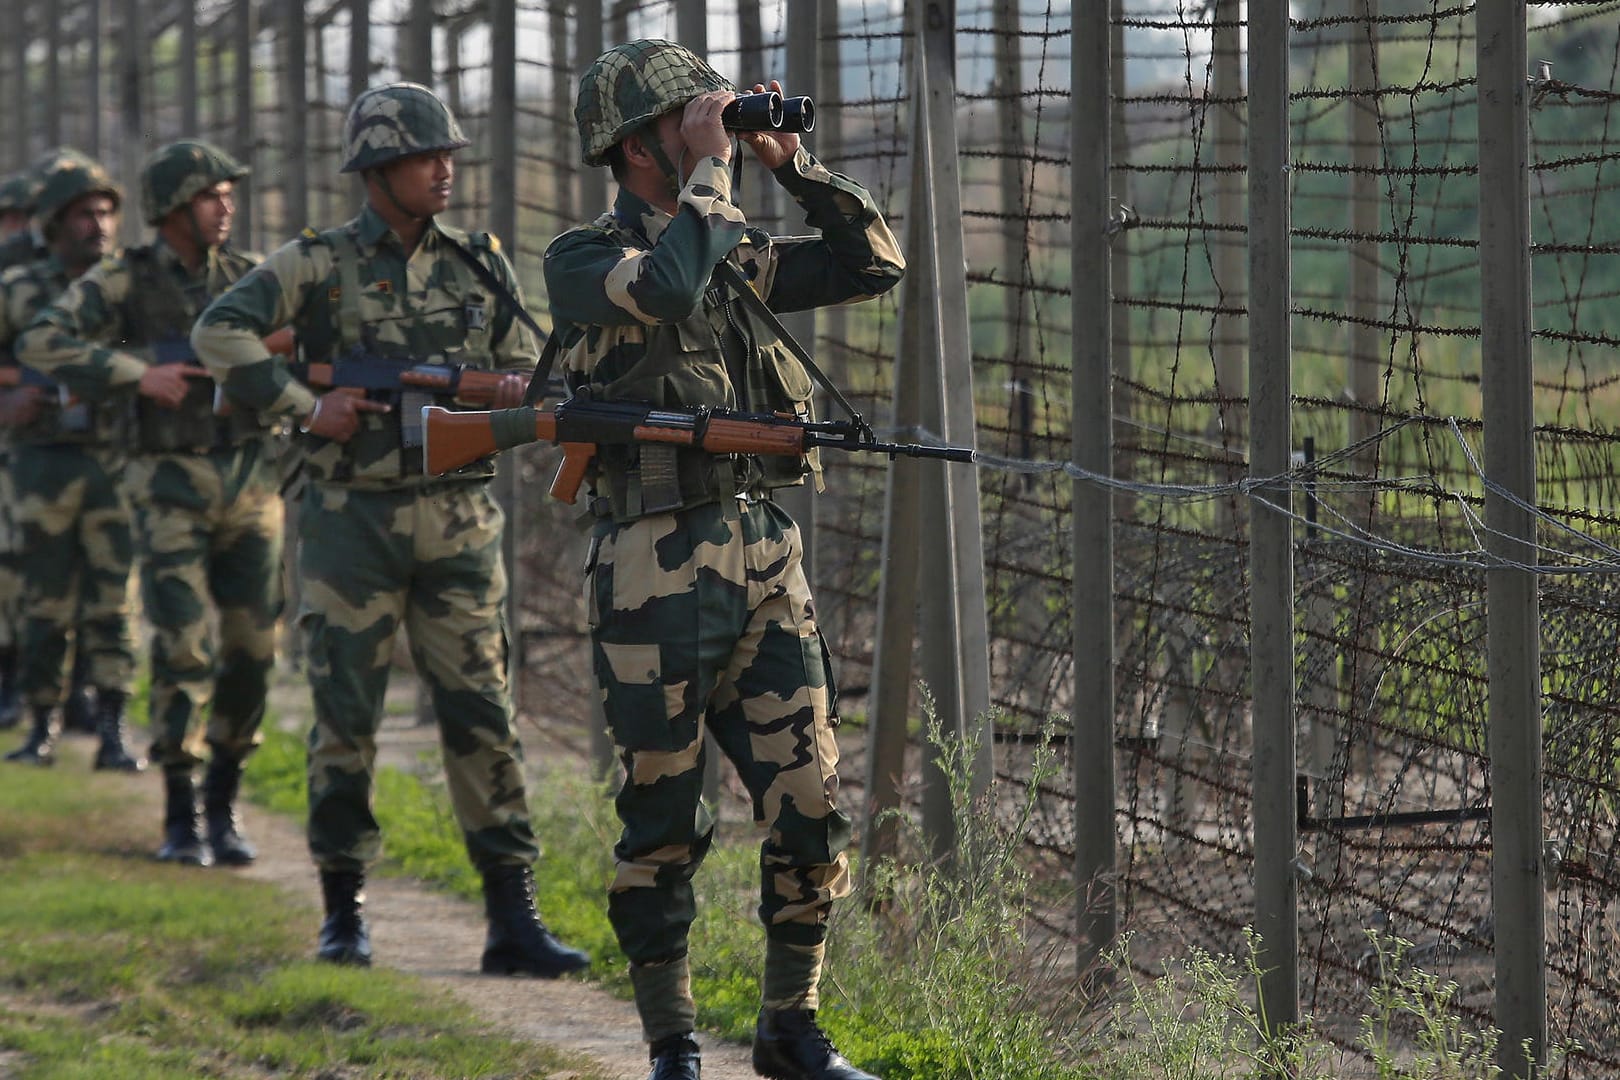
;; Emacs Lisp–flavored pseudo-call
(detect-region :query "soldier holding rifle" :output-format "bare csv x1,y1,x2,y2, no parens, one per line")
0,151,142,773
18,140,284,868
547,39,903,1080
191,83,587,979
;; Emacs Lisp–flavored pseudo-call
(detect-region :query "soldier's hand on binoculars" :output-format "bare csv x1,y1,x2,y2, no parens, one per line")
681,91,735,164
138,362,199,410
303,389,390,443
738,81,799,169
0,386,42,427
489,373,527,410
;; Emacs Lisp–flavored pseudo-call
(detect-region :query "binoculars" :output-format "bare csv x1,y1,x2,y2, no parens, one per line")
720,92,816,134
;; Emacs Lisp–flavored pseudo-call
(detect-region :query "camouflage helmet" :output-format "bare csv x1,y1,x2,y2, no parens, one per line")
140,139,249,225
340,82,471,173
32,149,122,232
0,170,40,216
575,39,734,167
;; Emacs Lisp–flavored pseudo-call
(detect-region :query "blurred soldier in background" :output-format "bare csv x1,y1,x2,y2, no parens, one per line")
551,38,902,1080
0,167,43,731
0,153,99,737
0,150,140,771
193,83,587,978
19,140,283,867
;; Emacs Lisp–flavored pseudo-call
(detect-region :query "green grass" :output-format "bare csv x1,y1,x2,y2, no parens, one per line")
0,729,600,1080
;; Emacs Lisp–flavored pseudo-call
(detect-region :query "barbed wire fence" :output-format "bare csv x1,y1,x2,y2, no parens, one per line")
5,0,1620,1075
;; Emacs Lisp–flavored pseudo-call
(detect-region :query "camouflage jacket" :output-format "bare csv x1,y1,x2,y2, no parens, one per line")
0,253,125,446
542,147,904,517
192,203,538,488
18,239,273,453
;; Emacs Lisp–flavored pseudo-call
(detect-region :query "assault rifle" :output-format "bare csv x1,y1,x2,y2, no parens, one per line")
292,349,520,405
0,365,60,391
420,397,975,504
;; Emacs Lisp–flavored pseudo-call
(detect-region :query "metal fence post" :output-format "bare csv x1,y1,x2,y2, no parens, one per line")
489,0,522,717
46,0,62,148
88,0,104,158
120,0,146,245
677,0,707,56
912,0,993,856
1246,0,1300,1045
775,0,819,588
1073,0,1117,980
1477,0,1545,1072
404,0,434,85
282,2,309,235
234,0,255,247
180,0,199,134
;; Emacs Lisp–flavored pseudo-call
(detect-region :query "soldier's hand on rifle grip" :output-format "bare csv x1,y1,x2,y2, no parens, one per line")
0,386,42,427
488,373,527,410
302,388,391,443
139,362,200,409
262,326,297,357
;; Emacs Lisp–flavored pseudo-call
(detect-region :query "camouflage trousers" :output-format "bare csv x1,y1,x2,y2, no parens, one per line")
128,441,284,771
588,497,854,977
298,480,537,873
0,455,18,652
12,443,135,704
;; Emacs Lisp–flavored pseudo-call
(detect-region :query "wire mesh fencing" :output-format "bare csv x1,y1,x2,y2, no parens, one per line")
4,0,1620,1073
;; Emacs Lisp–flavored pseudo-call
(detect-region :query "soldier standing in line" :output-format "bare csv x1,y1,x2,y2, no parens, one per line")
0,154,101,737
547,39,903,1080
0,167,43,731
0,150,141,771
18,140,283,867
192,83,589,978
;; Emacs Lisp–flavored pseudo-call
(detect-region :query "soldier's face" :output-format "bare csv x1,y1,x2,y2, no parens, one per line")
56,194,119,265
381,150,455,218
187,181,235,248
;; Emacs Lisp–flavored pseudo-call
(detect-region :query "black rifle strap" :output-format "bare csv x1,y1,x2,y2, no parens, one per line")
712,260,872,438
440,230,560,407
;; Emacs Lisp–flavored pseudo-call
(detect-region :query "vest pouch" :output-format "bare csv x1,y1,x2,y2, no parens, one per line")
600,314,731,409
134,378,219,452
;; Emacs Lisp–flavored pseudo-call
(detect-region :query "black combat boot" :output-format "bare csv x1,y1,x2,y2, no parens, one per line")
155,768,213,866
4,705,58,765
0,646,20,730
647,1033,702,1080
317,870,372,966
202,754,256,865
479,863,590,977
91,689,144,772
62,650,96,734
752,1010,879,1080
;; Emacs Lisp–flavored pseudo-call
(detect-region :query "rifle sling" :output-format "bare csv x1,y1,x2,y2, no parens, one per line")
439,231,560,408
712,260,872,439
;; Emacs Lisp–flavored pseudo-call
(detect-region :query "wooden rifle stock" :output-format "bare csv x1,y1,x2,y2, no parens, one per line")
421,404,597,502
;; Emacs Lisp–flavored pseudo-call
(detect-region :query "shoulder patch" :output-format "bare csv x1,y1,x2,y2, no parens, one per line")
474,231,500,253
301,226,319,240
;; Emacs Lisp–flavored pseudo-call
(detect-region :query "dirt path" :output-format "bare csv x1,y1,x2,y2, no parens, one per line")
107,669,764,1080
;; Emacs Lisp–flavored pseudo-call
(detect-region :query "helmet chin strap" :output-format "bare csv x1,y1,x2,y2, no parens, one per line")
374,168,432,232
640,127,687,201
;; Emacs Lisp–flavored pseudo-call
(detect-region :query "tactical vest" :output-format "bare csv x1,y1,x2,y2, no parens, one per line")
7,265,124,448
122,244,272,453
585,211,815,521
312,223,497,483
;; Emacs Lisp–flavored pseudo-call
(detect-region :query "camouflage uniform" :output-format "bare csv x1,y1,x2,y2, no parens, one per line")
550,39,904,1054
0,168,45,727
19,139,283,863
197,80,538,877
1,152,139,769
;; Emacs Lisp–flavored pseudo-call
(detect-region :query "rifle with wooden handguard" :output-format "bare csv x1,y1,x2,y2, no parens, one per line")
294,349,519,405
420,396,975,504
